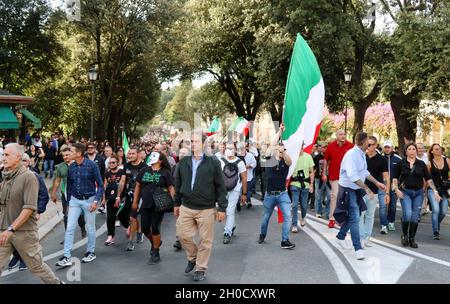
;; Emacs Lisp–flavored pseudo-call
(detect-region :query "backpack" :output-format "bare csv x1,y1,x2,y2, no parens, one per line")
221,157,242,191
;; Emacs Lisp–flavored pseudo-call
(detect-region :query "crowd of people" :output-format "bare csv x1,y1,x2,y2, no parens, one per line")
0,125,448,284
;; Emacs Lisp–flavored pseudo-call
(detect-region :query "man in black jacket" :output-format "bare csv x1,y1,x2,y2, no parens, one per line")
174,132,228,282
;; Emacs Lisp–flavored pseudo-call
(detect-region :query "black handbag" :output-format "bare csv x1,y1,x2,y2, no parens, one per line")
153,187,174,213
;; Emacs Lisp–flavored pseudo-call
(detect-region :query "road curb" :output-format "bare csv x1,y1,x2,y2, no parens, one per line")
38,212,63,240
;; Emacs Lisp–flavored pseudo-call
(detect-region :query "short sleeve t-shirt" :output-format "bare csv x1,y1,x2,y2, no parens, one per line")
290,153,315,188
124,162,147,194
313,153,326,179
218,157,247,192
266,157,289,192
365,153,388,193
136,167,175,209
104,169,125,202
324,140,354,181
55,162,69,195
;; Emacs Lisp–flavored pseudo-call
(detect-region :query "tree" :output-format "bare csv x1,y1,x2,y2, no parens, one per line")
163,81,194,126
380,0,449,152
0,0,63,93
186,82,234,123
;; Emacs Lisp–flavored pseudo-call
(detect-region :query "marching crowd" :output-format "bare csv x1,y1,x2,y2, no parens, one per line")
0,125,448,284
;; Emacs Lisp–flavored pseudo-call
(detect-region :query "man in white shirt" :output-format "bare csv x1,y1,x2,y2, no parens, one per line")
215,142,226,159
335,132,386,260
238,143,257,208
103,145,113,169
218,143,247,244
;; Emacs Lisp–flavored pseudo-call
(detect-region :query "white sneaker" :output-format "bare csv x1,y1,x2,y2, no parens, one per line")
364,238,374,247
355,250,365,260
380,226,388,235
336,238,352,250
291,226,299,233
115,220,120,227
316,214,322,218
300,219,306,227
360,239,365,249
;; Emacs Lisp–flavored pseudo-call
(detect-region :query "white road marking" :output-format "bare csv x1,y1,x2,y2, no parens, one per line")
302,224,355,283
306,217,413,284
308,213,450,267
2,223,107,277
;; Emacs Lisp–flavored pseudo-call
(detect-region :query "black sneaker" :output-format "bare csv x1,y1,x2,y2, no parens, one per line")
60,240,64,245
223,234,231,244
246,202,252,209
231,226,236,236
185,260,196,273
126,241,135,251
258,234,265,244
193,271,205,281
136,232,144,244
55,256,72,268
236,202,241,212
281,240,296,249
148,250,160,265
81,252,96,263
173,240,182,251
433,231,441,240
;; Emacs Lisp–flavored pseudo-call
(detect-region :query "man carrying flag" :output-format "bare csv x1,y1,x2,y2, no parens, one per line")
258,123,295,249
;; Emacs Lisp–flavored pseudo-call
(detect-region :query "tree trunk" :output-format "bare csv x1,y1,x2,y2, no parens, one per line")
390,89,420,156
351,82,381,141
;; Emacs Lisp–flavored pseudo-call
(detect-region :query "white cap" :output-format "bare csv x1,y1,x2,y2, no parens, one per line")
383,140,394,148
149,152,160,165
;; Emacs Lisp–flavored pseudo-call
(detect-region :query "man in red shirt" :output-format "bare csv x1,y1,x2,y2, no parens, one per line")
322,130,354,228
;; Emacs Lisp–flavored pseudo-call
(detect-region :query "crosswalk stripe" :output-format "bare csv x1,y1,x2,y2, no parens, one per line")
306,217,414,284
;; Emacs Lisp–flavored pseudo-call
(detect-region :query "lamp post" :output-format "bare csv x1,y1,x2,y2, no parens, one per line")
88,64,98,141
344,71,352,135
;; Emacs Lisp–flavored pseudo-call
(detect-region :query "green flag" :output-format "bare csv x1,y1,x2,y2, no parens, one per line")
122,130,129,155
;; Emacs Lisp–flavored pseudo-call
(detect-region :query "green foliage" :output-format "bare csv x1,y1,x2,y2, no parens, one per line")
163,81,194,126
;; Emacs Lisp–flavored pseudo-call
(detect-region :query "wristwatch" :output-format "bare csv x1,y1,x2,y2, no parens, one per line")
242,193,247,195
7,225,15,233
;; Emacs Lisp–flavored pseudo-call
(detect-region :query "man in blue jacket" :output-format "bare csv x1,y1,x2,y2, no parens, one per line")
7,153,49,271
382,140,402,232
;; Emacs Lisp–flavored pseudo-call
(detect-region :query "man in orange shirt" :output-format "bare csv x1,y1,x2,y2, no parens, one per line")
322,130,354,228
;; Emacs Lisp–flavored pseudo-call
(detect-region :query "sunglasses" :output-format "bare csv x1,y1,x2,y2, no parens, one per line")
88,147,95,149
109,161,117,164
368,143,376,147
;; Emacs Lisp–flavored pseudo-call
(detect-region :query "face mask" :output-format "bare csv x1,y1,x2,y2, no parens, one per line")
225,149,234,157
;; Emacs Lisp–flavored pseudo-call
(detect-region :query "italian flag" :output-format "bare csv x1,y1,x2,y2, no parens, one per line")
122,130,129,155
206,117,221,137
228,116,250,136
282,33,325,178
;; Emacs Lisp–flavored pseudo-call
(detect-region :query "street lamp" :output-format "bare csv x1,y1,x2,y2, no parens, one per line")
88,64,98,141
344,70,352,135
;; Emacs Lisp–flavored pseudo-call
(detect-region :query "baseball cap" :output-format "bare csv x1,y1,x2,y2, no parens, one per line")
149,152,160,165
383,140,393,148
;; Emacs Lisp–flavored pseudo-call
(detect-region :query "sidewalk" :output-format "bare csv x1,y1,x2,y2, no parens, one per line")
38,178,63,240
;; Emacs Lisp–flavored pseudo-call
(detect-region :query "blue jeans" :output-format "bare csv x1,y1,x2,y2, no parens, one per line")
359,193,380,240
260,191,292,241
428,189,448,233
64,196,97,258
43,159,54,178
387,191,397,223
290,186,309,226
314,178,330,217
400,189,423,224
375,191,390,227
336,191,362,251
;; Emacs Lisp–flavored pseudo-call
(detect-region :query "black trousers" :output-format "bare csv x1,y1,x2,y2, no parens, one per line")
140,207,164,236
106,204,119,237
117,196,132,229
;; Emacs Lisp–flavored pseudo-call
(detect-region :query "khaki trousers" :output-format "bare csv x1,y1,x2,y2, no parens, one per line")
329,180,340,220
0,230,60,284
176,205,216,272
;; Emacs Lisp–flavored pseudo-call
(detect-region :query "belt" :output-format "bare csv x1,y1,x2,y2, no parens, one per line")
267,190,286,196
73,194,94,200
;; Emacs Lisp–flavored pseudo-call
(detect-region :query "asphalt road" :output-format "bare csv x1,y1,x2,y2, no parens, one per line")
2,196,450,284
